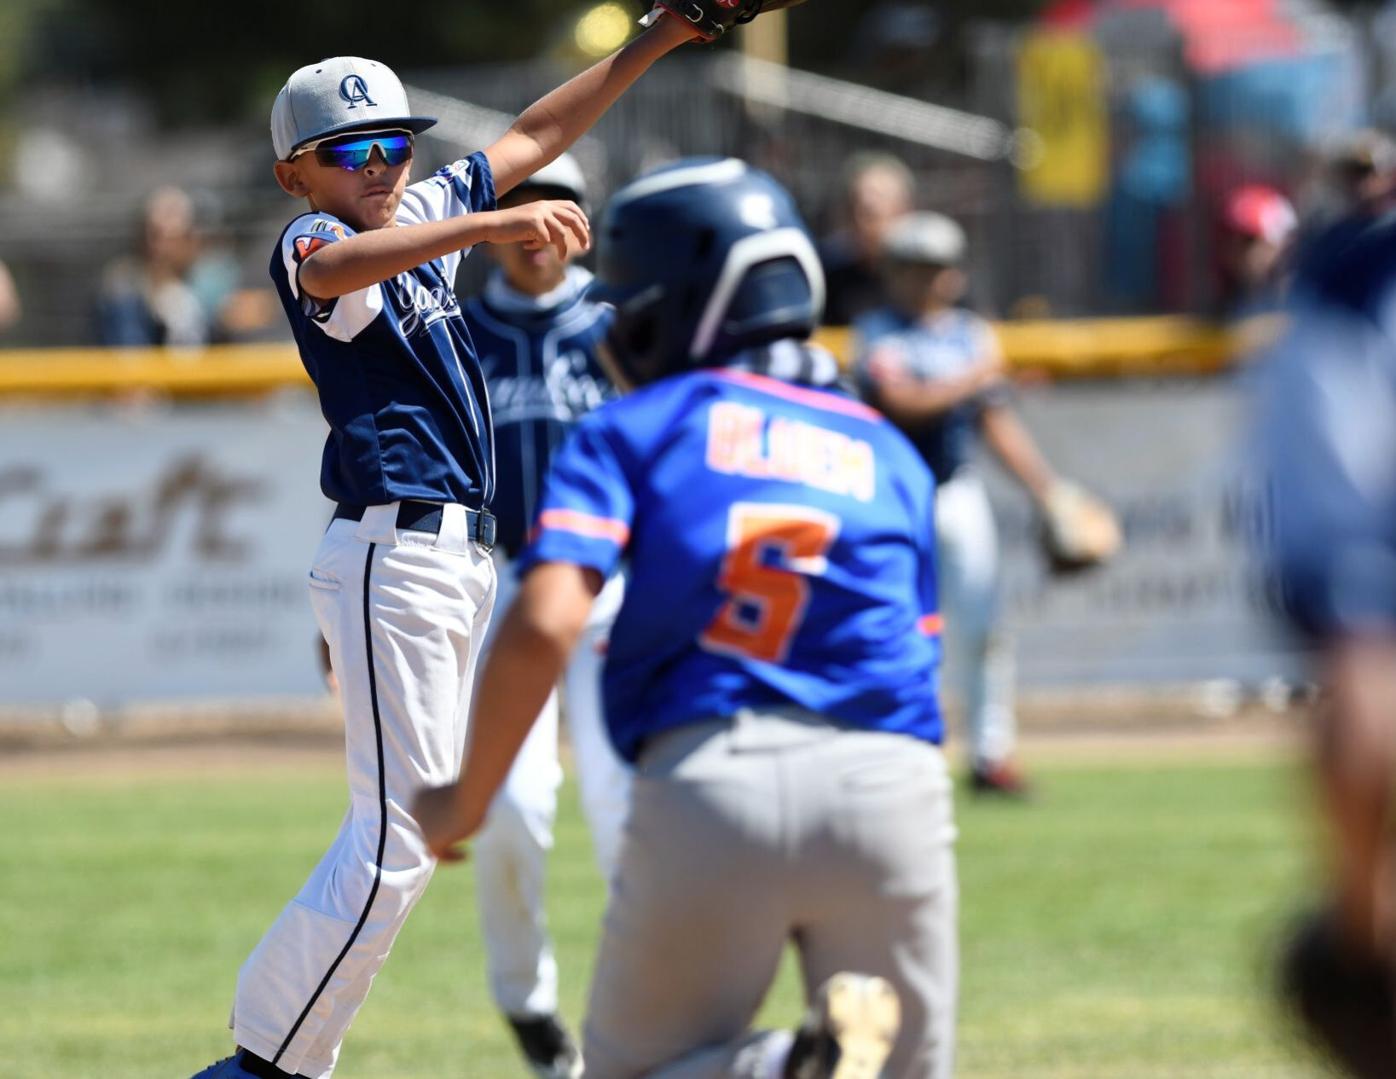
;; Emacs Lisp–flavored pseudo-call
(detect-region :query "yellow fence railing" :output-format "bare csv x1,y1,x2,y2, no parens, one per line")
0,316,1278,397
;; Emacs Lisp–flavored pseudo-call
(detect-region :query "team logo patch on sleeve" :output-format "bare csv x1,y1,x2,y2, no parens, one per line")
294,235,332,263
293,218,347,262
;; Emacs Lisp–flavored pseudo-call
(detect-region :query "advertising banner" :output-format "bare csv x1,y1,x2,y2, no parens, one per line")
0,397,332,706
982,380,1306,686
0,381,1306,709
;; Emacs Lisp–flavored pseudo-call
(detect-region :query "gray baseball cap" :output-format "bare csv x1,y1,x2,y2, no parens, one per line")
270,56,436,160
882,212,967,266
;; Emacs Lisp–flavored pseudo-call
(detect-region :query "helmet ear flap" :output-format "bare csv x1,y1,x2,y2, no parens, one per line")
606,286,671,388
705,255,820,363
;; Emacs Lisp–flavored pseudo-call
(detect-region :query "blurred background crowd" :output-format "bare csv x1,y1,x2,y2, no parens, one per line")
1,0,1395,345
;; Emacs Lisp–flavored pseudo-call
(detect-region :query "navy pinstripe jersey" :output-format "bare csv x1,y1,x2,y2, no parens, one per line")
464,267,615,557
271,151,497,509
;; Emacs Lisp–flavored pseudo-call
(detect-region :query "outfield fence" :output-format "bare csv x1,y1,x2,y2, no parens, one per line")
0,319,1304,714
0,315,1271,398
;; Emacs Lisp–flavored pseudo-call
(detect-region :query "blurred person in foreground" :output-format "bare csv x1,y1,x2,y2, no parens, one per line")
852,212,1120,797
818,152,914,326
1215,184,1297,320
415,157,959,1078
463,152,630,1079
1255,213,1396,1078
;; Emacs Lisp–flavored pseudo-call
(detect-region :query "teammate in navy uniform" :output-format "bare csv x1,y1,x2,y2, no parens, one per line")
192,21,700,1079
853,212,1119,797
1255,214,1396,1078
463,153,629,1079
415,158,959,1079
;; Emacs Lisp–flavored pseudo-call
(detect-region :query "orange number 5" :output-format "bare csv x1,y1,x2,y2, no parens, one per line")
700,503,840,664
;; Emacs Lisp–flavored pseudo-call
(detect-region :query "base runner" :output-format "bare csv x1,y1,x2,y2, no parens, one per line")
414,157,958,1079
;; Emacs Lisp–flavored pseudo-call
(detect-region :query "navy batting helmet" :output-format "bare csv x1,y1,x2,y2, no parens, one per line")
590,157,825,387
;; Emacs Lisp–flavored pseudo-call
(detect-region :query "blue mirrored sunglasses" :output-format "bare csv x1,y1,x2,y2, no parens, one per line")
292,131,414,171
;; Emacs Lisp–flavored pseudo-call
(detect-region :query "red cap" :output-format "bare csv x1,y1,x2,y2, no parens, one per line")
1224,185,1297,244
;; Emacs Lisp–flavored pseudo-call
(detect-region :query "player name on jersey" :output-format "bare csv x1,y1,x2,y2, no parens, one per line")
705,401,876,503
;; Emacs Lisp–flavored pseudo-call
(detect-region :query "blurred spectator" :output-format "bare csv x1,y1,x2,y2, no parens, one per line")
95,186,275,346
852,212,1069,796
1254,212,1396,1076
97,186,211,346
819,152,913,326
0,259,20,334
1104,77,1191,312
849,2,942,95
1328,130,1396,221
1293,130,1396,288
1215,184,1297,318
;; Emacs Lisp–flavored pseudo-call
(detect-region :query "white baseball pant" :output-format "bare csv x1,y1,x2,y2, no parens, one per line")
581,710,958,1079
934,471,1016,768
230,504,496,1079
473,557,631,1018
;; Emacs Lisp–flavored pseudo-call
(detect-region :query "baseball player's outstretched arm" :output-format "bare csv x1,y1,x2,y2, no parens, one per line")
411,562,603,861
485,15,698,198
979,402,1056,505
298,200,590,300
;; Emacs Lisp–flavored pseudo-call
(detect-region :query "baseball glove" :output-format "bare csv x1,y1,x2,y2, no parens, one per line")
1039,479,1122,574
640,0,809,41
1279,906,1396,1078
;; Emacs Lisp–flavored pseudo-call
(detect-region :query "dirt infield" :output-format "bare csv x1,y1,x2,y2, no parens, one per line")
0,689,1309,779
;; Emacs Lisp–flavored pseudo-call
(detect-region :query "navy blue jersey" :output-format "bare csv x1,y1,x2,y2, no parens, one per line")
518,344,945,762
851,306,1007,482
464,267,615,557
271,152,497,508
1256,215,1396,637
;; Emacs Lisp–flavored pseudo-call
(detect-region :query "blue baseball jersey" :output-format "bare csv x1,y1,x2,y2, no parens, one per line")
518,347,945,762
271,151,497,508
464,267,615,557
852,306,1006,482
1256,215,1396,637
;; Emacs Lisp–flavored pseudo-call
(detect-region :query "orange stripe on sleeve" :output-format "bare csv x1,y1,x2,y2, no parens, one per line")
535,508,631,546
918,613,944,636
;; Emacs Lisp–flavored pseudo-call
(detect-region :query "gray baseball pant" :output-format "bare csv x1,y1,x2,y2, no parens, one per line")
580,709,958,1079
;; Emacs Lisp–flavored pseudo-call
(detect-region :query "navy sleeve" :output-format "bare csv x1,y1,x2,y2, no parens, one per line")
1254,302,1396,637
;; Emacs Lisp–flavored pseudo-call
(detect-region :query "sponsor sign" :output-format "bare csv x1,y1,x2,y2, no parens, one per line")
0,398,332,706
981,380,1307,686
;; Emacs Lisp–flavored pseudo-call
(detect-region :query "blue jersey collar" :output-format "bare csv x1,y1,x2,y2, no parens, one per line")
483,265,593,318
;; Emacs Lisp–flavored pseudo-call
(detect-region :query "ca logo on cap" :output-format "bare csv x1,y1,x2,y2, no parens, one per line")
339,75,377,109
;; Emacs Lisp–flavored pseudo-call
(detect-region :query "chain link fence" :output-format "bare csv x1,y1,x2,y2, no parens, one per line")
0,9,1378,345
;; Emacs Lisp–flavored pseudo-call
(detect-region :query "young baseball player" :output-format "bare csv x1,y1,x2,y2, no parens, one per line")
1255,214,1396,1076
414,158,958,1079
464,152,630,1079
852,212,1118,797
191,20,700,1079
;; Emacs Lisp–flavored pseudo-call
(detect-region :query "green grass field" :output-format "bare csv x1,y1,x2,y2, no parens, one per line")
0,745,1337,1078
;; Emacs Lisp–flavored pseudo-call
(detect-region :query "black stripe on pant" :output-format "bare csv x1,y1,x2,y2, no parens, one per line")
273,543,388,1067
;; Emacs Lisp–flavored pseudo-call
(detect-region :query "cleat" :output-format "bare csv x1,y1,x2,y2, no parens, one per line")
190,1053,258,1079
969,759,1032,799
506,1013,584,1079
784,973,901,1079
